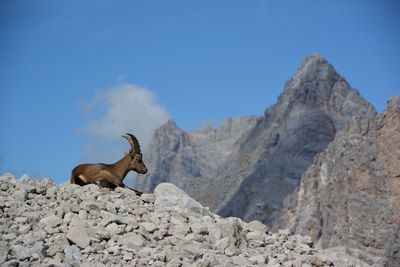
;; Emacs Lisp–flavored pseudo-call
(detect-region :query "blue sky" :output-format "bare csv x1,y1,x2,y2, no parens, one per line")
1,0,399,184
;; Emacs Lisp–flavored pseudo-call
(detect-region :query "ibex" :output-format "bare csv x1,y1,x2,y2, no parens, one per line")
71,133,147,195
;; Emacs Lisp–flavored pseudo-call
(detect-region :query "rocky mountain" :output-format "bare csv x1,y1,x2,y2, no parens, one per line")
136,116,259,200
275,96,400,266
0,173,363,266
138,54,376,226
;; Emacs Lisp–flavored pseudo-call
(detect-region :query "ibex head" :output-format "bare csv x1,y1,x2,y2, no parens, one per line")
123,133,148,174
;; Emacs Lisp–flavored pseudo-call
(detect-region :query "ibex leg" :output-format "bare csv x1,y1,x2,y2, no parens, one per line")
120,183,143,196
97,170,124,188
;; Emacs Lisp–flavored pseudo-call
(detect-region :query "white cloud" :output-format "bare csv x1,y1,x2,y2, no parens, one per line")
79,83,169,185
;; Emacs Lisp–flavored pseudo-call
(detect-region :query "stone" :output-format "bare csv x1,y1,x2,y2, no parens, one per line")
140,222,157,233
215,237,230,251
154,183,212,217
181,241,205,259
105,223,125,235
216,217,247,248
224,245,238,257
249,255,267,265
11,245,30,261
39,214,62,228
309,255,324,267
3,233,17,241
245,231,264,241
141,193,156,203
0,241,8,263
45,259,65,267
30,242,44,260
122,252,133,261
190,222,208,235
13,189,28,201
119,232,145,251
100,210,128,225
64,245,82,261
245,220,269,233
66,217,91,249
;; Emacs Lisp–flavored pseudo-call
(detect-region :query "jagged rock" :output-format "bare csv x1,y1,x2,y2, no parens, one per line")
141,193,156,203
139,54,376,226
0,241,8,263
11,245,31,261
276,96,400,266
140,221,157,233
0,174,340,266
66,216,91,249
384,225,400,267
137,116,259,202
245,220,270,233
39,214,62,228
154,182,211,217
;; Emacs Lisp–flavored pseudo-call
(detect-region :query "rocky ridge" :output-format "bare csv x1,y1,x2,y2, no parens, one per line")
276,96,400,266
139,54,376,226
136,116,259,200
0,173,364,266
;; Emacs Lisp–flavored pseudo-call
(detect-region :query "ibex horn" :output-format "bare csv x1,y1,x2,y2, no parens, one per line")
122,133,141,154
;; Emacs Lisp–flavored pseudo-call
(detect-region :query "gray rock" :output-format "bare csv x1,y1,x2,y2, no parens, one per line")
100,210,128,225
245,220,269,233
276,96,400,265
45,259,65,267
180,240,206,259
0,241,8,263
140,222,157,233
216,217,247,249
119,232,145,251
39,214,62,228
384,225,400,267
154,183,211,217
105,222,125,235
224,245,238,256
66,216,91,249
249,254,267,265
215,237,230,251
64,245,82,261
11,245,30,260
141,193,156,203
13,189,28,201
245,231,264,241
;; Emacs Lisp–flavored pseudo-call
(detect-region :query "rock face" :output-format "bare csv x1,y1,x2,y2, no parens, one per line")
0,173,351,266
139,54,376,226
276,96,400,266
137,116,259,201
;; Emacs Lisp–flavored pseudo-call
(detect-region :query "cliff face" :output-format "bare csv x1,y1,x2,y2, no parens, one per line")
136,116,259,201
139,54,376,227
214,54,376,225
276,97,400,265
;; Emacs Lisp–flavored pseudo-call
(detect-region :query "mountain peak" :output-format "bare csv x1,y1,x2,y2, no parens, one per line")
270,53,376,118
301,53,326,64
157,119,182,133
291,54,339,86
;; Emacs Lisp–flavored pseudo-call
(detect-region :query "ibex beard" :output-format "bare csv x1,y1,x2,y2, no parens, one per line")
70,133,147,196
